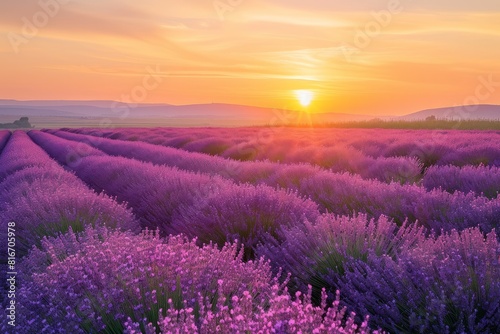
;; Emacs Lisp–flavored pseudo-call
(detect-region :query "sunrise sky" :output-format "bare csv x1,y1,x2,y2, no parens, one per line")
1,0,499,115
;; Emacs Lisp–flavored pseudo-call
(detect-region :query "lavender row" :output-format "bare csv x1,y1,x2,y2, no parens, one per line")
0,131,139,258
66,127,500,168
257,214,500,333
221,139,422,182
29,131,321,258
0,131,62,182
48,129,279,184
0,130,10,155
45,131,500,233
58,129,422,183
423,164,500,199
2,227,375,333
50,129,421,184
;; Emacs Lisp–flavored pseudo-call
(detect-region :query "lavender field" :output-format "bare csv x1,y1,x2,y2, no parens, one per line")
1,128,500,333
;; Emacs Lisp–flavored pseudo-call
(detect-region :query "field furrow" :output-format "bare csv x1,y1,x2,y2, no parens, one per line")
0,131,11,155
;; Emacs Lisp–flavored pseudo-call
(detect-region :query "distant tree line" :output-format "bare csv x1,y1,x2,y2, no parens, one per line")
0,117,33,129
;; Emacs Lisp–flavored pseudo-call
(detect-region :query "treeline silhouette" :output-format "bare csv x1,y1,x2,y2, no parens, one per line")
0,117,32,129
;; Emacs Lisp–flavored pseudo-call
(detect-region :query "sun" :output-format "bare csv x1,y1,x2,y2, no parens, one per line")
294,90,314,107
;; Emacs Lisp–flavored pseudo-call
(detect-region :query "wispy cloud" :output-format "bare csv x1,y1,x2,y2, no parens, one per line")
0,0,499,114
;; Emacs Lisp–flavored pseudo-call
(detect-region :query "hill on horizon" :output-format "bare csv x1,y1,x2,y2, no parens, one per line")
1,100,499,127
399,104,500,121
0,100,377,127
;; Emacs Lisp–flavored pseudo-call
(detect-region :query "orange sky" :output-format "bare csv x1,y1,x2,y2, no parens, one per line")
1,0,499,115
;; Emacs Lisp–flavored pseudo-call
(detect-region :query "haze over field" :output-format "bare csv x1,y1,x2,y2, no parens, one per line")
1,1,500,119
1,100,500,128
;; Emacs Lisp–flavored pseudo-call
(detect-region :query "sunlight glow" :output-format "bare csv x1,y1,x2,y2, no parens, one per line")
295,90,314,107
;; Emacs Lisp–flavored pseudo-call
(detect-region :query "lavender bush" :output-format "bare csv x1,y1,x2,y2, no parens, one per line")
383,142,451,169
424,164,500,198
257,214,425,300
440,145,500,167
171,184,320,259
4,228,377,333
182,137,231,155
0,130,11,154
164,135,198,148
336,228,500,333
124,287,376,334
0,174,139,256
259,216,500,332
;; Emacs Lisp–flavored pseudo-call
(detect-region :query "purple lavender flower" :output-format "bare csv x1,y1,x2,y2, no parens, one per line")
336,228,500,333
0,131,59,181
7,227,377,333
0,130,11,154
0,132,139,257
257,214,425,301
424,164,500,198
171,183,320,259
